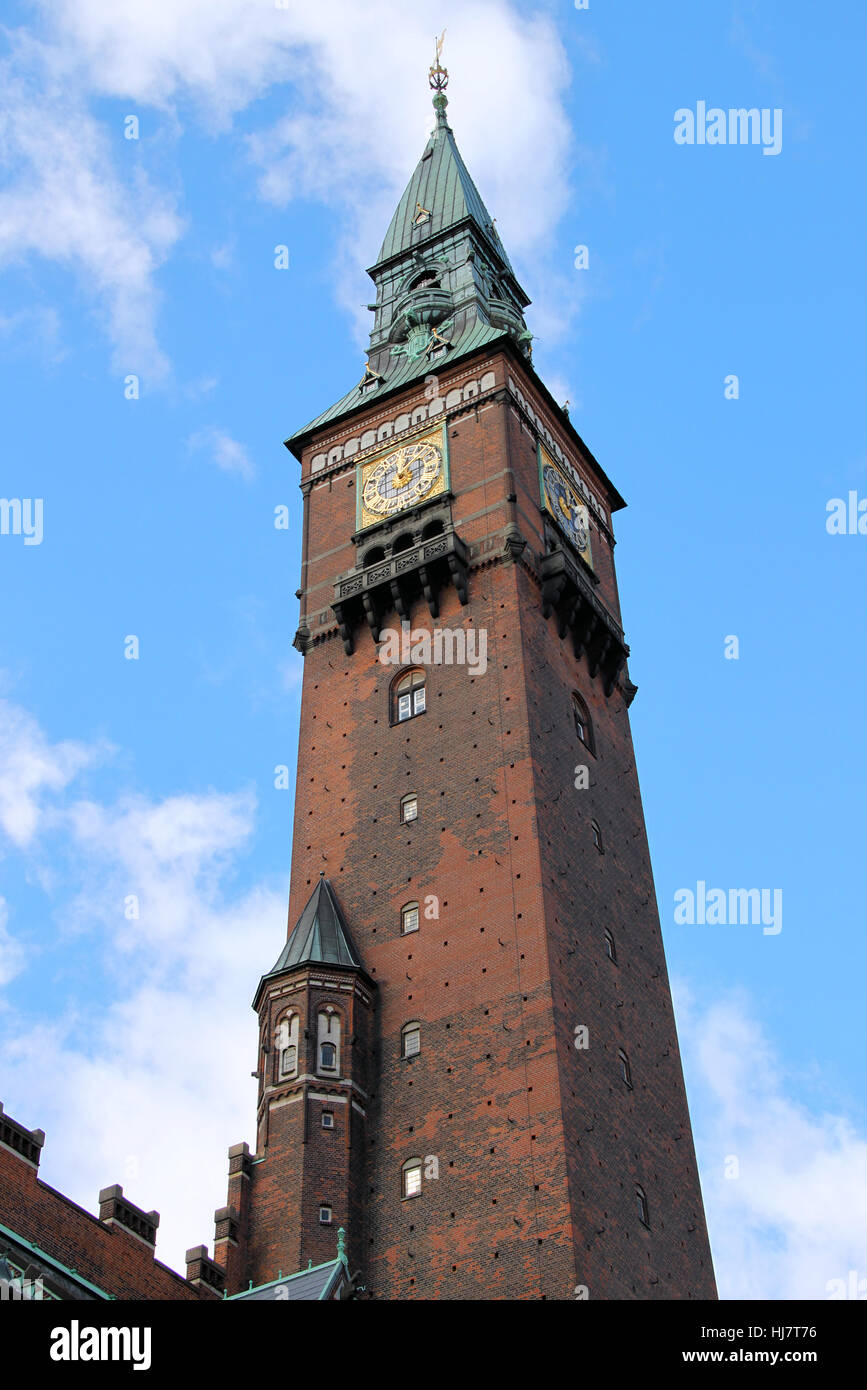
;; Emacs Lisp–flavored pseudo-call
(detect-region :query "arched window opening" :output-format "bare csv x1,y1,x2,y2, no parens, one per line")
393,669,426,723
572,693,594,753
402,1158,423,1199
402,1022,421,1058
276,1013,299,1081
401,901,420,935
317,1010,341,1076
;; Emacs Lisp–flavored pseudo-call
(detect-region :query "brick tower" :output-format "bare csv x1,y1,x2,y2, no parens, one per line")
216,56,716,1301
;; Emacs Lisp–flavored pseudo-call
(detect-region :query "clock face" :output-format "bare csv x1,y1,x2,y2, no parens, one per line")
542,459,592,561
361,438,444,521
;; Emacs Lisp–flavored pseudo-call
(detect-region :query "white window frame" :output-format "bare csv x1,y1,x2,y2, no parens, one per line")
403,1164,423,1199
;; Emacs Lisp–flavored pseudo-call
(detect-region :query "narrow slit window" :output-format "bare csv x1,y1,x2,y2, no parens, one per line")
572,693,595,754
618,1048,633,1089
636,1186,649,1228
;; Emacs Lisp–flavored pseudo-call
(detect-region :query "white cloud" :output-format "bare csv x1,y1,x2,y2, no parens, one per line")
3,1,583,370
0,699,99,849
246,4,575,343
0,703,283,1273
0,55,182,380
188,427,255,482
2,879,282,1277
677,985,867,1300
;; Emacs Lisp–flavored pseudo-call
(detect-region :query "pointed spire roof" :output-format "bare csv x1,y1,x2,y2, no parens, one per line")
286,52,532,454
265,877,361,976
375,103,514,276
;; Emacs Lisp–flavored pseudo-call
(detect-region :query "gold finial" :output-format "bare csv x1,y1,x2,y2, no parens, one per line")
429,29,448,93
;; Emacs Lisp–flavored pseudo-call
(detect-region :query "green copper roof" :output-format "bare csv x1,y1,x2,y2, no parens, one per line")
286,87,532,455
288,319,510,448
376,105,513,274
266,877,361,975
226,1227,350,1300
0,1219,113,1300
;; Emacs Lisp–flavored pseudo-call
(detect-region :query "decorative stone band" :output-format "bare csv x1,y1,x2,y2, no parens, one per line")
308,370,498,475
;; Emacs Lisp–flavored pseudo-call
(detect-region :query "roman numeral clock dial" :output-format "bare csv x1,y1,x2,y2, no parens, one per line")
359,432,446,527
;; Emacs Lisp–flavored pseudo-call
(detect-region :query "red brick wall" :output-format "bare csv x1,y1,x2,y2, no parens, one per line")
0,1142,207,1300
243,347,715,1299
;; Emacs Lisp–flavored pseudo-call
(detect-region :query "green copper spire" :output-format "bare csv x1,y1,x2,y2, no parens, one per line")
252,878,363,1007
375,36,515,275
286,42,532,454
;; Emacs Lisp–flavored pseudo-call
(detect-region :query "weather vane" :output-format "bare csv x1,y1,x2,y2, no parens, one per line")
429,29,448,92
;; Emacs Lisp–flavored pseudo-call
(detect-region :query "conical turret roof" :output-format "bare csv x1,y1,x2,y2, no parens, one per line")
265,877,361,975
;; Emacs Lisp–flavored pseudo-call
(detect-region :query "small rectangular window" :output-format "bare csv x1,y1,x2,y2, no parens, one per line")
398,693,412,721
402,907,419,934
404,1028,421,1057
321,1112,334,1129
404,1167,422,1198
402,797,418,823
413,687,426,714
319,1205,332,1224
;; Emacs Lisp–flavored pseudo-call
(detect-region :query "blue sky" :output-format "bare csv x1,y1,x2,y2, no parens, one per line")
1,0,865,1299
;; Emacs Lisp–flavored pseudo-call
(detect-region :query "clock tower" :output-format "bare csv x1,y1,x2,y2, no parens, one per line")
215,55,716,1301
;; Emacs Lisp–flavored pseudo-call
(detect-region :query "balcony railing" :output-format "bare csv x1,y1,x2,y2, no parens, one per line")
332,527,469,654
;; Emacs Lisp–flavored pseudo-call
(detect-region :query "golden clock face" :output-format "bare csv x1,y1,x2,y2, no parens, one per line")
540,449,593,566
360,433,445,526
